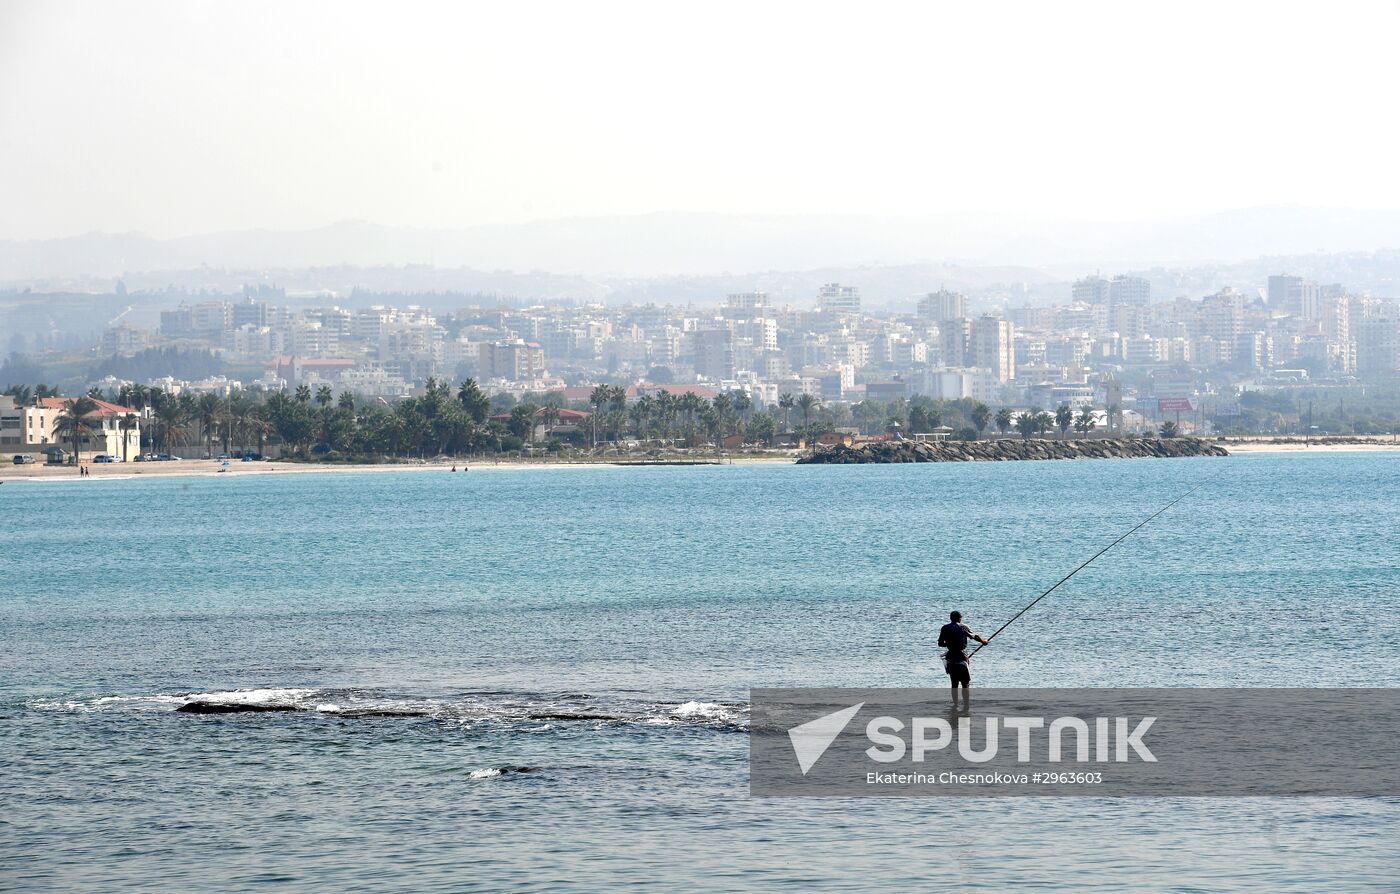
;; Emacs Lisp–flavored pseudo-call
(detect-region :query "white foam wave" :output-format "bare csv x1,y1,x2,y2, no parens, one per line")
30,689,749,731
468,768,503,779
182,687,319,705
29,688,319,713
672,701,735,720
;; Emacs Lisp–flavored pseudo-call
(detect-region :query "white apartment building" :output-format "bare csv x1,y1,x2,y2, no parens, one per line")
917,367,999,403
817,283,861,315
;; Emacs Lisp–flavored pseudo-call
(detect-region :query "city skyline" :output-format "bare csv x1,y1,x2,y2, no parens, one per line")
6,264,1395,445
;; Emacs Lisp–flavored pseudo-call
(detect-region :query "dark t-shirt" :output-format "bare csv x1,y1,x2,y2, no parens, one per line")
938,622,976,662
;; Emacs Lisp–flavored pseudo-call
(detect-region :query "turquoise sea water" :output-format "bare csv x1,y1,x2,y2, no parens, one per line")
3,453,1398,892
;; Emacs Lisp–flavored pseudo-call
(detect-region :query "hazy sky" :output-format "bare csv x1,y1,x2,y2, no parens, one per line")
3,0,1400,240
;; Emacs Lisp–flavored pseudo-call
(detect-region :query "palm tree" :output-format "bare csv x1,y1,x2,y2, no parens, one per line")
1055,404,1073,439
628,400,648,441
53,397,100,464
294,384,312,403
153,401,189,454
1074,406,1097,438
589,384,610,448
457,378,490,423
731,390,752,420
229,399,258,454
658,391,679,440
197,393,222,457
995,407,1013,437
119,412,138,462
970,403,991,440
608,386,628,440
508,404,536,447
338,391,355,411
712,392,733,437
1034,411,1055,437
672,392,694,435
778,393,795,432
796,393,820,436
698,405,721,445
1015,411,1038,440
315,385,333,408
1160,421,1180,438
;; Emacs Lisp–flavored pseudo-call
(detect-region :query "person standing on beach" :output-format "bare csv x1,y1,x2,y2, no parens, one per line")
938,611,988,709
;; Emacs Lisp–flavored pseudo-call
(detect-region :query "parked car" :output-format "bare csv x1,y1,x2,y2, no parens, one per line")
155,454,181,461
12,454,36,464
93,454,117,463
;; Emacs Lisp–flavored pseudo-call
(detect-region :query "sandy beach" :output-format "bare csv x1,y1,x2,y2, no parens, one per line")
4,439,1395,483
1221,438,1400,454
0,453,797,482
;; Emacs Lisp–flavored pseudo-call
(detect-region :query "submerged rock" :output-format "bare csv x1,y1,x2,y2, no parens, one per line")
796,437,1229,465
176,701,298,714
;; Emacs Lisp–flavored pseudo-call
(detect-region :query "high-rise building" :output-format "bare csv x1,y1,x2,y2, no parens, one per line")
970,316,1015,383
725,292,769,313
1110,303,1148,339
1196,288,1245,344
190,300,232,337
939,317,971,367
1071,276,1111,305
232,297,269,329
1355,314,1399,378
688,329,735,382
917,289,966,322
1323,296,1355,374
817,283,861,315
1109,275,1151,307
1267,275,1321,321
478,340,546,381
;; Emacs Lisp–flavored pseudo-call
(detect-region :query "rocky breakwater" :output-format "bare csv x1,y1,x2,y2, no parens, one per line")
796,437,1230,464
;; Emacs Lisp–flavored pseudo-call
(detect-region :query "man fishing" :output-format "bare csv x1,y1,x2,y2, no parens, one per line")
938,611,988,709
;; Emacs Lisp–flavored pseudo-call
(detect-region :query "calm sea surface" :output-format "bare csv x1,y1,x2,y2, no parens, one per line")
3,453,1398,892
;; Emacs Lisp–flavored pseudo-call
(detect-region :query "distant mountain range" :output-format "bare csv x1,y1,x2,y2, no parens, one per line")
5,206,1400,285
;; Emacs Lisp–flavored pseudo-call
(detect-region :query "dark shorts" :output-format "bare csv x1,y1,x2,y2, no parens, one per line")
946,660,970,686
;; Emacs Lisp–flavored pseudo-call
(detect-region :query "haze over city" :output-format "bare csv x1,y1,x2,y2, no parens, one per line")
5,1,1400,259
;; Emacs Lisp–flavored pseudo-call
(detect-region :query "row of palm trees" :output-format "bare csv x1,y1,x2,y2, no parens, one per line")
580,385,789,446
6,379,1156,463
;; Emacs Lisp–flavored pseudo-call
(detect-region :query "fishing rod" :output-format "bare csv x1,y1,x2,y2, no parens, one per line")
967,481,1208,660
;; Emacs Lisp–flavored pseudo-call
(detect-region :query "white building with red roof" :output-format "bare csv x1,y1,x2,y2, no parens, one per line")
0,396,142,461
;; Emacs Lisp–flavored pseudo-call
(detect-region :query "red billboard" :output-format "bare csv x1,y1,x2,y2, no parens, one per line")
1158,398,1194,412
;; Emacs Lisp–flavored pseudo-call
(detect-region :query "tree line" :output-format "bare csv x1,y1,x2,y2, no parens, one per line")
3,379,1188,463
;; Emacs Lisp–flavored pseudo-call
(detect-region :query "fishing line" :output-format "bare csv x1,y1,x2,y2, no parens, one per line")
967,480,1210,660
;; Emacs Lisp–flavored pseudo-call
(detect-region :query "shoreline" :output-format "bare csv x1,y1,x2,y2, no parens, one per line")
0,454,796,483
1221,439,1400,453
3,439,1396,483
